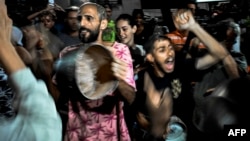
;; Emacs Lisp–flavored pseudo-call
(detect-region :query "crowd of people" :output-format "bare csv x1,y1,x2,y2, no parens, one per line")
0,0,250,141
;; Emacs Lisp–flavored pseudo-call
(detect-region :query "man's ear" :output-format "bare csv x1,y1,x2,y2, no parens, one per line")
146,54,154,63
100,19,108,30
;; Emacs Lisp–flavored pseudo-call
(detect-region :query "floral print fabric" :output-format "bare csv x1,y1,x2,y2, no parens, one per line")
64,42,135,141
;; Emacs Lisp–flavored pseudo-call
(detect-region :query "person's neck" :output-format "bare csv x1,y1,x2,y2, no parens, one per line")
136,24,144,35
127,40,135,48
153,65,165,78
67,30,79,37
108,19,113,22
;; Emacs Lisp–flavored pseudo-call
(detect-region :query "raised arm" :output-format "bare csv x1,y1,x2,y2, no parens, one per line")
172,9,239,78
27,3,64,21
0,1,62,141
0,1,25,74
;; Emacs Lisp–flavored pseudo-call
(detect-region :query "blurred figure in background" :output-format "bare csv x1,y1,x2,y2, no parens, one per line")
186,0,197,16
57,6,81,48
21,23,61,102
103,3,113,23
39,10,59,35
132,9,154,46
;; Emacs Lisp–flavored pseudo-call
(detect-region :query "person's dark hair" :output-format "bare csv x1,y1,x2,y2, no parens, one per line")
186,0,197,6
185,0,197,13
39,10,57,21
65,6,79,14
9,13,33,28
103,3,112,10
115,14,136,27
144,34,172,54
132,9,144,19
212,20,239,43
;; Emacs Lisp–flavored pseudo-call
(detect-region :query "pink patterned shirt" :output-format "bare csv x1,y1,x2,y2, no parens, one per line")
64,42,136,141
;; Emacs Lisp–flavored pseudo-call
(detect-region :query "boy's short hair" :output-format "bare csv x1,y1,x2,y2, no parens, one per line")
144,34,172,54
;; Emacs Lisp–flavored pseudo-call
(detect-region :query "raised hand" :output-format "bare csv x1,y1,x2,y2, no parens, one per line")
105,46,128,82
54,3,65,12
0,0,26,74
0,0,12,44
172,9,196,31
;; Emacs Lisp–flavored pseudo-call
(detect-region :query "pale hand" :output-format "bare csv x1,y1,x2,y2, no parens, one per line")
106,47,128,82
0,0,12,44
111,57,128,82
172,9,196,31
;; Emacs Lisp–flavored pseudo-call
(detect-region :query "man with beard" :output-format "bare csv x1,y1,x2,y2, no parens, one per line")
55,2,136,141
130,9,239,141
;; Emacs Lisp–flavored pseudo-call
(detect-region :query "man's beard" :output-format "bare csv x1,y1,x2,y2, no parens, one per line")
154,58,174,74
155,60,167,74
79,26,100,43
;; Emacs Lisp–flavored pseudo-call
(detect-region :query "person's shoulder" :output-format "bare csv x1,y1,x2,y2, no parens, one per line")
135,44,144,50
165,31,179,38
135,44,146,56
135,44,143,48
169,30,181,35
56,32,68,38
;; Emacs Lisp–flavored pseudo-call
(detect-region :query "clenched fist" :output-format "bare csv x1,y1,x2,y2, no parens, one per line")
172,9,197,31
